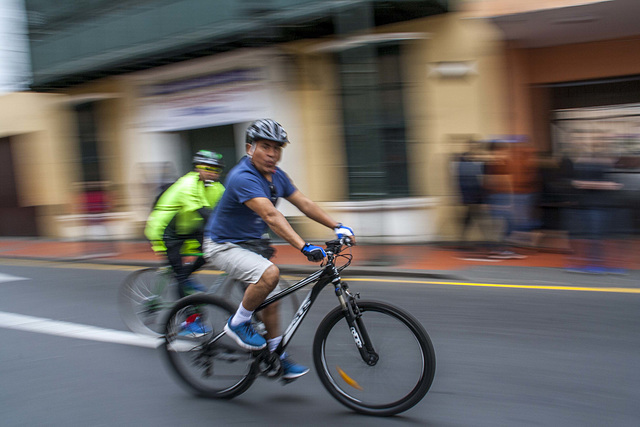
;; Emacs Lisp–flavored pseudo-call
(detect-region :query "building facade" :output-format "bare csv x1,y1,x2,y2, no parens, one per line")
5,0,589,242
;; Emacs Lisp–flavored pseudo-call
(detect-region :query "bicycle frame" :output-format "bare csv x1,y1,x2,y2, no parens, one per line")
258,266,332,353
202,239,376,368
252,239,377,364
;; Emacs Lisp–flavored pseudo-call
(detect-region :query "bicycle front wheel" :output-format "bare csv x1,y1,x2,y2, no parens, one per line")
162,294,257,399
118,267,176,336
313,301,435,416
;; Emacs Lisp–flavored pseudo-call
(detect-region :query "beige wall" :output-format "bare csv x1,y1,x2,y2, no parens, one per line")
0,92,79,235
0,92,76,206
0,79,135,237
287,43,348,203
419,14,509,239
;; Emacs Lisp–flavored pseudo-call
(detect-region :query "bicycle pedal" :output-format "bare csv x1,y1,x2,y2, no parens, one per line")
264,367,282,378
258,350,282,378
253,321,267,336
280,377,297,385
261,360,282,378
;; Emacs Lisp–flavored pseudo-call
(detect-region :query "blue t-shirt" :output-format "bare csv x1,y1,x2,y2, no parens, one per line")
205,156,297,242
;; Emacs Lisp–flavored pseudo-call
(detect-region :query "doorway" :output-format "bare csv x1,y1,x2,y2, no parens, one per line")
0,137,39,236
179,124,238,182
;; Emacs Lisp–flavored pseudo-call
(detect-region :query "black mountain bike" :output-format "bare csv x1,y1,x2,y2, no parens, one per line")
161,238,435,416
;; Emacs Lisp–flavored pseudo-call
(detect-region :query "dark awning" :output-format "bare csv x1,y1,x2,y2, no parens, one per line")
26,0,448,91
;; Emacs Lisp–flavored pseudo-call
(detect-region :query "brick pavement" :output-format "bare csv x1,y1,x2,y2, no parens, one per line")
0,238,593,270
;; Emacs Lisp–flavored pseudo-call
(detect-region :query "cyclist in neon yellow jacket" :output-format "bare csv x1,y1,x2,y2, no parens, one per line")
145,150,225,297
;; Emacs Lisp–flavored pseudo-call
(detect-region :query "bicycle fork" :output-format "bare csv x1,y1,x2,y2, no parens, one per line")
335,281,379,366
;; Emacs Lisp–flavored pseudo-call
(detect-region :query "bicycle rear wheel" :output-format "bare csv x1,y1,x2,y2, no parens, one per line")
313,301,435,416
162,294,257,399
118,267,176,336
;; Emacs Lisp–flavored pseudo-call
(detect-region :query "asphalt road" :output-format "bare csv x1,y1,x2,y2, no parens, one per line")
0,259,638,426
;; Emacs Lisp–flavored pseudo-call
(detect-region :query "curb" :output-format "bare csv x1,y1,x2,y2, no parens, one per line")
0,255,464,281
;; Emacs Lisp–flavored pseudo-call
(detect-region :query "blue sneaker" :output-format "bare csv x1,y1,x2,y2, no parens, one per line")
224,317,267,351
280,352,309,380
584,265,607,275
178,315,211,337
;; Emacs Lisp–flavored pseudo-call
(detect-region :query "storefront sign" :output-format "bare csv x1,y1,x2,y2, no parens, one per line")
139,66,270,132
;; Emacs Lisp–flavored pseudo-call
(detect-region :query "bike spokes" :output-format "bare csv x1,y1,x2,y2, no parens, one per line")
119,268,175,336
314,302,435,416
163,295,256,398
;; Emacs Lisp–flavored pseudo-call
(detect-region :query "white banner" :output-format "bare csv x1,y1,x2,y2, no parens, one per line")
139,67,271,132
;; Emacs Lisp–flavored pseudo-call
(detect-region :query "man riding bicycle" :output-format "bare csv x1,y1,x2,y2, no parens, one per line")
202,119,355,380
145,150,225,301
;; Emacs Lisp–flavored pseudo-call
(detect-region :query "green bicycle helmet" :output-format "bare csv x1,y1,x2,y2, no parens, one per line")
192,150,224,168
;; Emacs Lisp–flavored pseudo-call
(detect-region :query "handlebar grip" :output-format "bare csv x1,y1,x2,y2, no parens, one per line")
342,236,354,247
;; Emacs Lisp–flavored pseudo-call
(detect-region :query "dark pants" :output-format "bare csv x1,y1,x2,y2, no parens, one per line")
165,235,206,298
564,207,607,265
460,203,487,243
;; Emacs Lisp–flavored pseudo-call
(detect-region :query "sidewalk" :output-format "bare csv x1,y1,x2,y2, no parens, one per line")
1,238,638,287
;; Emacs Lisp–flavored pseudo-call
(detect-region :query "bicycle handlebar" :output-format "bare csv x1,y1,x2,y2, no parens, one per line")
325,236,354,256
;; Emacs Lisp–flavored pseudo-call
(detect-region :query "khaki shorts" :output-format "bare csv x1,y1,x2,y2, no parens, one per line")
203,238,273,285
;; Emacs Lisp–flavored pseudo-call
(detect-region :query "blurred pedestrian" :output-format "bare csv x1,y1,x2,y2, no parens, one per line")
602,154,638,274
564,140,622,273
508,138,542,247
484,140,526,259
536,154,572,251
452,141,489,252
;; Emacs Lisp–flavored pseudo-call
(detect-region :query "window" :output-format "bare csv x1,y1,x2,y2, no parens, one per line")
337,43,409,200
74,101,102,183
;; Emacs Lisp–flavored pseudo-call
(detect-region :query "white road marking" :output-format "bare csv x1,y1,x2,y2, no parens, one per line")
0,272,29,284
0,311,161,348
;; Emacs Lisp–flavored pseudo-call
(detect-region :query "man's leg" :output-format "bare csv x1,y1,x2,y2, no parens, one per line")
206,242,309,378
239,264,279,310
240,265,307,378
164,238,191,298
186,233,208,275
239,265,281,340
223,266,278,351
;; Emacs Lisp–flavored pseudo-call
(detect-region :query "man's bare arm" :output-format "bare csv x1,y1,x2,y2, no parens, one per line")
244,197,306,250
286,190,339,229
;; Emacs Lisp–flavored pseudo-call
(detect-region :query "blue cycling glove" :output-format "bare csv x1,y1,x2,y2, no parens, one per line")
334,223,354,239
301,243,326,262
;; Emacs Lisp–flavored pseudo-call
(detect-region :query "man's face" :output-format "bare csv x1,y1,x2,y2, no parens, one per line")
195,164,221,182
247,139,283,176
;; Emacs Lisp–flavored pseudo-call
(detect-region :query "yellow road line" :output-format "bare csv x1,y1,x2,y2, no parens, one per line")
348,278,640,294
1,259,638,294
